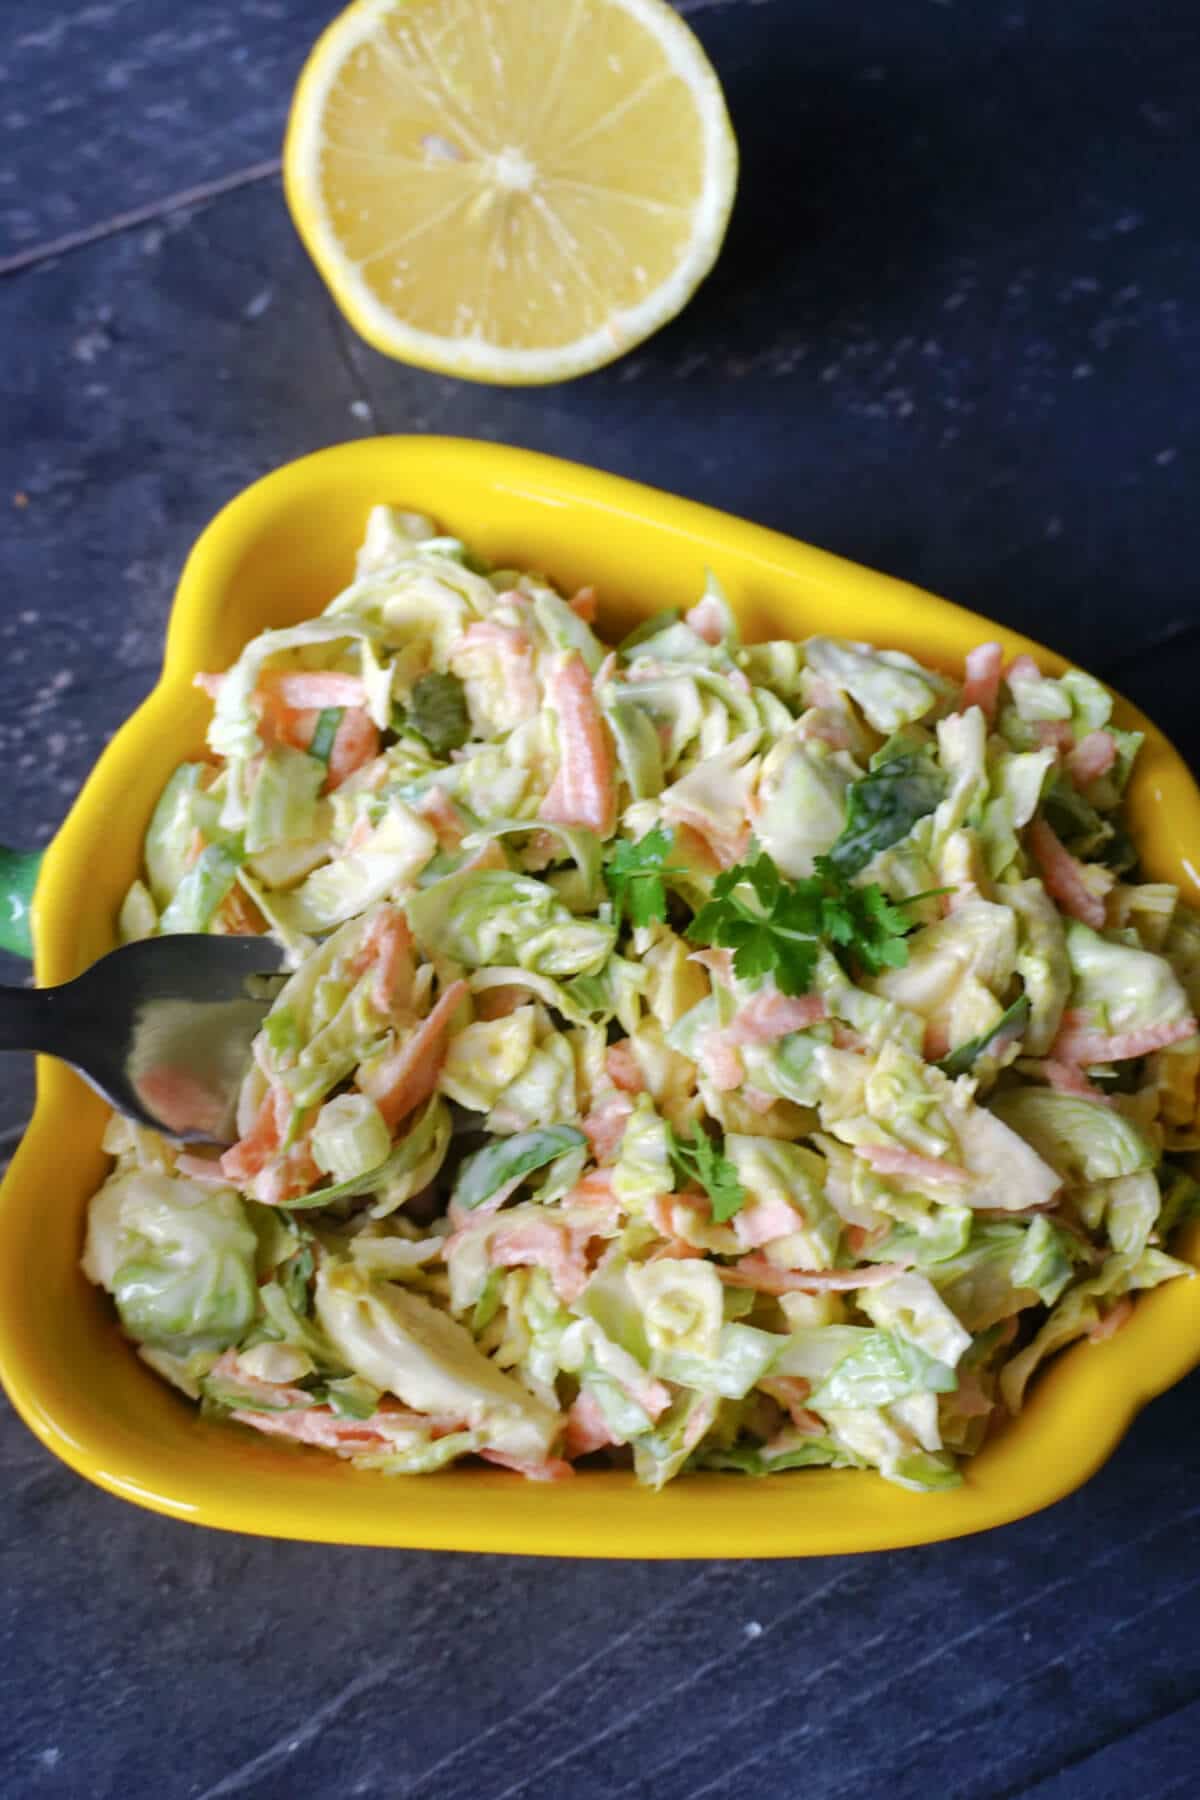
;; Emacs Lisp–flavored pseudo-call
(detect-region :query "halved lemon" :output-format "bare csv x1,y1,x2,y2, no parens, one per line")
284,0,738,384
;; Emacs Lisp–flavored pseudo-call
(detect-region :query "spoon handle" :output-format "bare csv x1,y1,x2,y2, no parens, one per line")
0,983,57,1054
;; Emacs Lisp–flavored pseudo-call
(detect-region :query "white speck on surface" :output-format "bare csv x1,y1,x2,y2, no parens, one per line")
38,1749,61,1769
744,1620,764,1639
1046,516,1063,539
1114,211,1143,233
141,226,163,255
944,290,967,312
1155,448,1177,466
1072,361,1093,379
349,399,371,421
820,363,840,382
19,610,37,625
243,288,274,320
71,325,112,363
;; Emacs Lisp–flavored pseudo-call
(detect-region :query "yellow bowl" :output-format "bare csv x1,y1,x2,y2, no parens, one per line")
2,436,1198,1556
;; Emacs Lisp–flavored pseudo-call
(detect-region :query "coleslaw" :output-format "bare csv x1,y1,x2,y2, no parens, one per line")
82,507,1200,1490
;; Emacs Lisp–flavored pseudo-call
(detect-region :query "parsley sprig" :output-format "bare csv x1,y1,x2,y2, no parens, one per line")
604,826,673,931
686,849,920,994
667,1125,745,1223
403,671,470,756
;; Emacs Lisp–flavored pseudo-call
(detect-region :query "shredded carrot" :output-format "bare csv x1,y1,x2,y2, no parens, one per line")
325,708,381,789
539,651,617,836
563,1391,616,1457
358,979,469,1130
219,1085,319,1204
718,1256,912,1294
1029,817,1108,928
478,1450,576,1481
855,1143,972,1186
1067,730,1117,786
256,670,367,709
959,641,1004,720
1050,1010,1198,1065
1088,1295,1134,1342
417,786,467,850
350,906,415,1014
606,1040,646,1093
684,594,726,645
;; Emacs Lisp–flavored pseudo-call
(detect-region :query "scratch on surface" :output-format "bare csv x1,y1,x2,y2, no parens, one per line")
0,157,282,277
193,1655,407,1799
481,1565,857,1800
404,1566,720,1797
875,1567,1200,1800
665,1499,1200,1800
1100,616,1200,676
676,0,781,11
329,308,385,434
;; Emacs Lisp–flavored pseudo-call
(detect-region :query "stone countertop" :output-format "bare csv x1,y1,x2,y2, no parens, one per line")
2,3,1199,1796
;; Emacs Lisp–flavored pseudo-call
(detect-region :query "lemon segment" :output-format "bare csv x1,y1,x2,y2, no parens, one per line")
284,0,738,383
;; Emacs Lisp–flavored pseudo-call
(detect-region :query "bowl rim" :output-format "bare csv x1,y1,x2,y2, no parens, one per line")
2,434,1199,1557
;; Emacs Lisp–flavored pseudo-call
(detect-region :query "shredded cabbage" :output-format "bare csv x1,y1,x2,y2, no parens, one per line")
86,510,1199,1493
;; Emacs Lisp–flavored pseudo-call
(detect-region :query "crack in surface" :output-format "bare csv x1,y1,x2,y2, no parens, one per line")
0,157,283,277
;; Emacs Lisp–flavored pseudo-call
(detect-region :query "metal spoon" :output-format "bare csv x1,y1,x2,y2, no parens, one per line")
0,934,286,1144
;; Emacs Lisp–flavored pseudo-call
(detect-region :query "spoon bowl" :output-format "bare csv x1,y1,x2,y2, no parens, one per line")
0,933,285,1143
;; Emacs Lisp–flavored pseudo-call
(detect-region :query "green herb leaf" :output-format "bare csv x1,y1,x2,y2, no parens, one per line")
667,1125,746,1222
832,873,918,975
936,995,1031,1077
604,827,673,931
453,1125,588,1212
824,745,945,878
278,1241,315,1316
686,849,917,991
308,707,343,765
1042,773,1113,862
408,672,470,756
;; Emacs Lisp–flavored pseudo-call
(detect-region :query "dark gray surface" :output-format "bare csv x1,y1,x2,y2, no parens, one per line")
2,2,1199,1796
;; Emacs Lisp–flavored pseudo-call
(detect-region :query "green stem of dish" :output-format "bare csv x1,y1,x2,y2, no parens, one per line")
0,848,42,959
